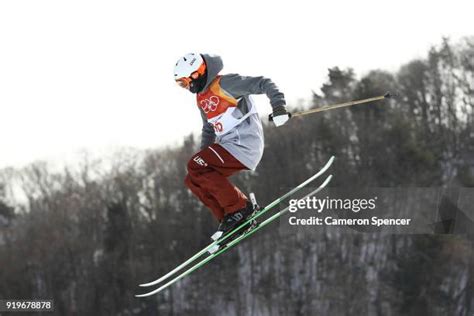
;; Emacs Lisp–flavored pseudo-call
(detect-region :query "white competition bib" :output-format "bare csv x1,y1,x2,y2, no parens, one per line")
197,76,258,136
208,102,258,136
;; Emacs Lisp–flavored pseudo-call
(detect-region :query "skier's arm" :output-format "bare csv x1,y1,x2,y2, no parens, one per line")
220,74,286,109
220,74,291,126
199,109,216,149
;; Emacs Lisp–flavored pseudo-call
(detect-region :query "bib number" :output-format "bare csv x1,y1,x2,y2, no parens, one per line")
212,122,223,133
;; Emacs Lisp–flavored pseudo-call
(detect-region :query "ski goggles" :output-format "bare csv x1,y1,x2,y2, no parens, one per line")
175,62,207,89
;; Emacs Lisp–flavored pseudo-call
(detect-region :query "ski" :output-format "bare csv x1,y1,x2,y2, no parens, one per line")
135,174,332,297
138,156,334,288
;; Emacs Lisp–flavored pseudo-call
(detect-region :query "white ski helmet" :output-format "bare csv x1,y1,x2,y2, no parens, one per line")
174,53,207,90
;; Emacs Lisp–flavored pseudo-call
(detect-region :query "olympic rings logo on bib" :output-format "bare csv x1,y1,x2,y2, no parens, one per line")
200,96,220,113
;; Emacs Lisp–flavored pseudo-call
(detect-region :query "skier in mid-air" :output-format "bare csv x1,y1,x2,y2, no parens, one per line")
174,53,291,238
139,52,382,296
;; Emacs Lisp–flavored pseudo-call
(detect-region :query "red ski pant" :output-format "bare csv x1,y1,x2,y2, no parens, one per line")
184,144,248,222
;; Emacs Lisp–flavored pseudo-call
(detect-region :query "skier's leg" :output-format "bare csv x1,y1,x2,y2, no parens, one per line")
184,174,224,221
185,144,248,219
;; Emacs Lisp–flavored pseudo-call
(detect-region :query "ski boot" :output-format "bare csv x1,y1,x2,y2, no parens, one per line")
208,193,260,254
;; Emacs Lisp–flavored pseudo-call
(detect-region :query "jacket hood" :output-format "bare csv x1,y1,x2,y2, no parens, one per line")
201,54,223,91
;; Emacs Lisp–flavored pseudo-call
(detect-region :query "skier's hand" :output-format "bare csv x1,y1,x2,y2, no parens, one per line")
269,105,291,127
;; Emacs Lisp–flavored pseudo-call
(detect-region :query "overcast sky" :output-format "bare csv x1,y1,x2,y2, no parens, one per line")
0,0,472,168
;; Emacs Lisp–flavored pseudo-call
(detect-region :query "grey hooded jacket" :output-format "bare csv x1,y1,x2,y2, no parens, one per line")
199,54,286,170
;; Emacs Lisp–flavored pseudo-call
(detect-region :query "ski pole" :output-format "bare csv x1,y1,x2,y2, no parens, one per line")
292,92,393,118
